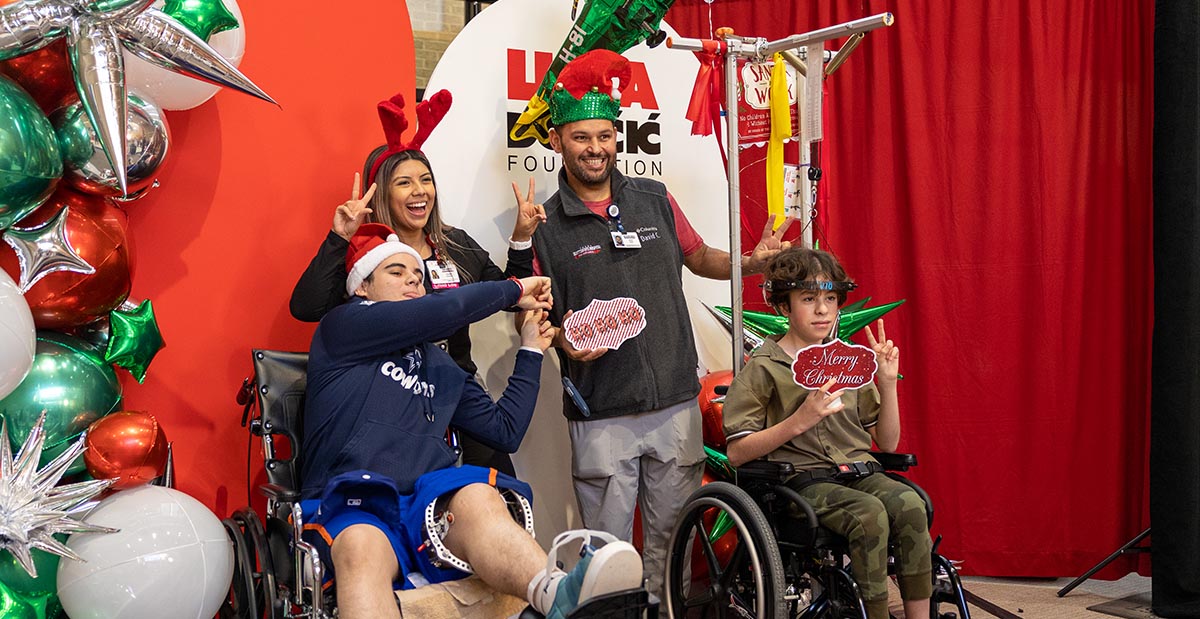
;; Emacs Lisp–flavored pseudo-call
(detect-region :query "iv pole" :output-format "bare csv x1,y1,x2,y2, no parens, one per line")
667,13,894,373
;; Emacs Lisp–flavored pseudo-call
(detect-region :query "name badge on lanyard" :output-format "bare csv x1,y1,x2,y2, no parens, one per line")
426,260,461,289
607,203,641,249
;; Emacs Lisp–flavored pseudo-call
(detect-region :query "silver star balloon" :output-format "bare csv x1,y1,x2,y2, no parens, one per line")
0,413,118,578
0,0,274,194
2,206,95,293
702,301,765,355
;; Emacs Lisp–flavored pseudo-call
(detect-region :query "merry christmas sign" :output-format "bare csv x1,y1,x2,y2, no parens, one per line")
791,339,877,391
563,297,647,351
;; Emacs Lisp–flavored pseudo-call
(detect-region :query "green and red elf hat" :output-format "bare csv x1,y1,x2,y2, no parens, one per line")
548,49,632,127
365,89,453,187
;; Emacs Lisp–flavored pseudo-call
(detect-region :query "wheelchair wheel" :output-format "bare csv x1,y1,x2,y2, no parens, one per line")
664,481,787,618
222,517,258,619
231,508,282,619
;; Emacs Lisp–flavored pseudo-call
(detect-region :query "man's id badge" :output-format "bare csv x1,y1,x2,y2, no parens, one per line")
426,260,460,289
610,231,641,249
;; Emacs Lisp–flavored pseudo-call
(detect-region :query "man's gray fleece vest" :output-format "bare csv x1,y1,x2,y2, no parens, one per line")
533,168,701,421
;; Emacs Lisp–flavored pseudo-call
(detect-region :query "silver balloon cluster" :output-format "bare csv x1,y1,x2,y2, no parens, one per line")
0,0,274,195
52,90,169,197
0,413,117,578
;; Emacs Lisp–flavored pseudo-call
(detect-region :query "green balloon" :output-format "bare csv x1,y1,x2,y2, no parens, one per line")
0,332,121,475
0,76,62,230
0,547,64,619
163,0,240,42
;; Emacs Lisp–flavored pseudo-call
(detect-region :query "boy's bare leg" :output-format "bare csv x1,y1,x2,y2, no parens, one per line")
903,597,930,619
331,524,402,619
442,483,545,598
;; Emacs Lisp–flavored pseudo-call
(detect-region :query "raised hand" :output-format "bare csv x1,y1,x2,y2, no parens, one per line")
863,318,900,383
511,177,547,242
516,276,553,311
745,215,796,273
333,172,377,240
555,309,608,362
789,378,846,434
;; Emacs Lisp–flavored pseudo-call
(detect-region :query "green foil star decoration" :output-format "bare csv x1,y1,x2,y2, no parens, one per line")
2,207,95,293
712,299,906,341
162,0,239,42
104,299,165,383
0,413,117,578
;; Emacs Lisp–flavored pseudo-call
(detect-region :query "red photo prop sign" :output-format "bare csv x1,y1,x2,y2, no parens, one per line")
791,339,878,391
563,297,647,351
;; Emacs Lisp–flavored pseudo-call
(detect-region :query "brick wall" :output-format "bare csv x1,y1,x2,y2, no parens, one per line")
410,0,471,88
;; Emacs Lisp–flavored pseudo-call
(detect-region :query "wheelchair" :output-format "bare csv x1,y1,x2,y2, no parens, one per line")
221,349,658,619
662,385,971,619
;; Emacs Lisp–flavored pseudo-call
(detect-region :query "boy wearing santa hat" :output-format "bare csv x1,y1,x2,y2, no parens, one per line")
300,223,643,618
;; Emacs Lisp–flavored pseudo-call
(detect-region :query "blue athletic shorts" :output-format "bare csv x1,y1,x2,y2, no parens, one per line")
299,466,533,590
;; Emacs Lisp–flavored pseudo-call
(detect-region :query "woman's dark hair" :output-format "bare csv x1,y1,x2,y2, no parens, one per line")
362,148,473,283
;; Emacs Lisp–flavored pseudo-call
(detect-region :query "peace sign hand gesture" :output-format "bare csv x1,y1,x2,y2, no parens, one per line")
333,172,377,240
745,214,796,273
863,318,900,384
511,177,547,242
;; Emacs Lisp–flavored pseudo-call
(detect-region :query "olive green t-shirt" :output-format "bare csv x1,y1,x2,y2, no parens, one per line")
722,338,880,470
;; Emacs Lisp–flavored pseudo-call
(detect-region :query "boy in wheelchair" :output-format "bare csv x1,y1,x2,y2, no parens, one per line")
300,223,643,618
722,247,931,619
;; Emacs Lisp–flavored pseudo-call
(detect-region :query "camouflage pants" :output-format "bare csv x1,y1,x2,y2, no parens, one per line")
794,473,933,617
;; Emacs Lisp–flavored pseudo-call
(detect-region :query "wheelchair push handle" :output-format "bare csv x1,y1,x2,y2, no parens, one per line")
237,376,256,427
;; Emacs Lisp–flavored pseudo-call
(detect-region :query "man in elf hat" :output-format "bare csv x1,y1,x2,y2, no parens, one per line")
300,223,643,619
523,49,794,595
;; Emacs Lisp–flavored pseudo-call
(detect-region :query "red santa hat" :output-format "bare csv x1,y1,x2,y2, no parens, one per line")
345,223,424,296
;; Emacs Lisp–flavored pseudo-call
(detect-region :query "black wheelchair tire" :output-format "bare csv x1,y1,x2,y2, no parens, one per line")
221,517,258,619
233,508,281,619
664,481,788,618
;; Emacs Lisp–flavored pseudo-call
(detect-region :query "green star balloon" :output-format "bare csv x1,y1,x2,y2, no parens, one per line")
162,0,240,42
104,299,165,383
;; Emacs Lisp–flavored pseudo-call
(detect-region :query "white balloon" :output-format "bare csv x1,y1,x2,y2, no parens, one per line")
121,0,246,111
57,485,235,619
0,269,35,401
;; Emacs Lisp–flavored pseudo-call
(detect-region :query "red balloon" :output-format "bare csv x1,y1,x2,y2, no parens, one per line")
0,187,134,329
84,411,168,489
0,39,74,113
698,370,733,450
689,471,738,582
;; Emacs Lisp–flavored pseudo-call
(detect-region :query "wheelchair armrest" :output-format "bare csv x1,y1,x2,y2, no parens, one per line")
259,483,300,503
870,451,917,471
735,459,795,485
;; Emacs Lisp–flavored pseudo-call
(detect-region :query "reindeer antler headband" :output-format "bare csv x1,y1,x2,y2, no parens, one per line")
365,89,453,186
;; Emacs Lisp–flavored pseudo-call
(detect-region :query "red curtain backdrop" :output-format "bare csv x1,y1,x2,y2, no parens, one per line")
666,1,1153,577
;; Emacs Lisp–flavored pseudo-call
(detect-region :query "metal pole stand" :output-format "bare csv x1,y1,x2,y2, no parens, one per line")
666,12,894,375
1056,527,1151,597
